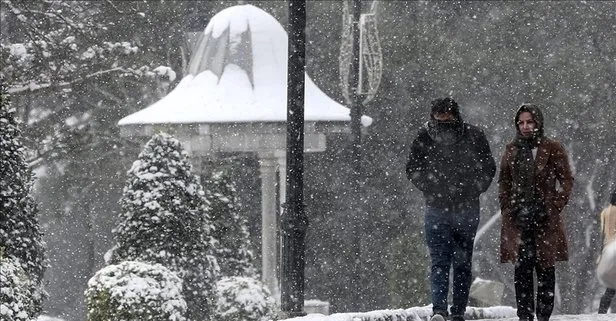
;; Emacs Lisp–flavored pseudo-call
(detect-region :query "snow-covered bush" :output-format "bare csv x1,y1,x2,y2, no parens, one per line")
205,170,256,277
84,260,186,321
0,87,46,319
215,276,277,321
0,255,41,321
110,133,219,321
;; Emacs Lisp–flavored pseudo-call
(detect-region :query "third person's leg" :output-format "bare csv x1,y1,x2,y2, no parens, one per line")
599,288,616,313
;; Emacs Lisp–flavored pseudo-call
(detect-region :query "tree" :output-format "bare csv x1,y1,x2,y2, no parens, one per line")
205,170,256,278
0,85,46,319
1,2,178,316
110,133,219,321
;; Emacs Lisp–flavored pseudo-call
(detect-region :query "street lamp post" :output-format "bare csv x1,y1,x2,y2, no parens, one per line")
280,0,307,317
349,0,364,312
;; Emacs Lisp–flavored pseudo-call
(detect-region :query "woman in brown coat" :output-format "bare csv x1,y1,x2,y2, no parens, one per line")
498,104,574,321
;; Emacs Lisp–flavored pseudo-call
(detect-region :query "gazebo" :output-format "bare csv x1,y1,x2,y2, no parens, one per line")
118,4,371,300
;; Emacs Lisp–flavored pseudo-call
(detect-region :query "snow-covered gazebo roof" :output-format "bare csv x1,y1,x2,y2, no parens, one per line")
118,4,371,129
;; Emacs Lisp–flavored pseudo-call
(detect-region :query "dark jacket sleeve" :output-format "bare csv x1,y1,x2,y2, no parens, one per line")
473,128,497,194
551,141,574,213
405,131,437,193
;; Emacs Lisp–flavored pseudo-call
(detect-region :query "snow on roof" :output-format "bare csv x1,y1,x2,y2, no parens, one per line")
118,4,372,127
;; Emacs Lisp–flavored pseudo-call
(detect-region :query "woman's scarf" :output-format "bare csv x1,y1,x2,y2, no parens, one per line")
513,134,541,203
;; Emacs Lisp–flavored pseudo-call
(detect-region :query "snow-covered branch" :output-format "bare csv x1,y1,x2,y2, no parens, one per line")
7,67,135,94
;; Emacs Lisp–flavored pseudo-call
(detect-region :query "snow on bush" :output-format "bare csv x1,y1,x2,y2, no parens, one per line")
84,260,186,321
0,255,41,321
215,276,277,321
110,133,219,321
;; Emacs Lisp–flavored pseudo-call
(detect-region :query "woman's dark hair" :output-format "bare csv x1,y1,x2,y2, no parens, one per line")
611,187,616,206
514,104,545,138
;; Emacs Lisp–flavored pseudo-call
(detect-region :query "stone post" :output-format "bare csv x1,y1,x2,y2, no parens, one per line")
258,156,280,301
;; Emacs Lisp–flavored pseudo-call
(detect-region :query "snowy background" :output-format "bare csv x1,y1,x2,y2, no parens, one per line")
1,1,615,320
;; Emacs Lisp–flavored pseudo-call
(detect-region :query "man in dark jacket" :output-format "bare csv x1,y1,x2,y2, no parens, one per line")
406,97,496,321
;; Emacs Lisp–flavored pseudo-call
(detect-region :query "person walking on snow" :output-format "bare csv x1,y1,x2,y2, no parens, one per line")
598,188,616,314
499,104,574,321
406,97,496,321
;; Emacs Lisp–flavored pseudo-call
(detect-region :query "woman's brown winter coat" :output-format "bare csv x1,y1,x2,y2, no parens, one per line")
499,137,574,267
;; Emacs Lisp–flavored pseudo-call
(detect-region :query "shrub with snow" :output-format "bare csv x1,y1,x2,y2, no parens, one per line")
110,133,219,321
0,255,41,321
84,260,186,321
0,86,46,319
215,276,277,321
204,170,256,278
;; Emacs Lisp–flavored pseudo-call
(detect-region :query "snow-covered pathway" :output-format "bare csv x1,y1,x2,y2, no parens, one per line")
485,315,614,321
285,309,614,321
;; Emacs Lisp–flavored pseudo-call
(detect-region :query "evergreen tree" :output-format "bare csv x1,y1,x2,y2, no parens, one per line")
0,85,46,318
205,170,256,277
111,133,219,321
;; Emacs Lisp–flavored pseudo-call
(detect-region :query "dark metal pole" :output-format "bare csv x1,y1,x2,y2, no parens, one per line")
280,0,307,317
349,0,364,312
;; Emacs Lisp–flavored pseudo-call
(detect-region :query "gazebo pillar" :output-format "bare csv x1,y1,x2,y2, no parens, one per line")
275,150,287,216
258,154,281,301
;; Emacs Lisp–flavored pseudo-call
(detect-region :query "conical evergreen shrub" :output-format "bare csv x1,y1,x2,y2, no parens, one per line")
111,133,219,321
0,86,46,320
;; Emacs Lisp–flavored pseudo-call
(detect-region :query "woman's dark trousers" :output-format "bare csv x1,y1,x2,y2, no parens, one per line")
515,229,555,321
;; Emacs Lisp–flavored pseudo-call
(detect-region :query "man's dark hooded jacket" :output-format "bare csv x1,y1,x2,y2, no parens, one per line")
406,101,496,208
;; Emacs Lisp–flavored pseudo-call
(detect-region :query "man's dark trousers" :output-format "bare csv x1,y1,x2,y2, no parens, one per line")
424,201,480,316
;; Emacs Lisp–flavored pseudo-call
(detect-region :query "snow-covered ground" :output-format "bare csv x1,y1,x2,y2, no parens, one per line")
38,306,614,321
284,305,614,321
288,313,614,321
37,313,615,321
488,316,613,321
